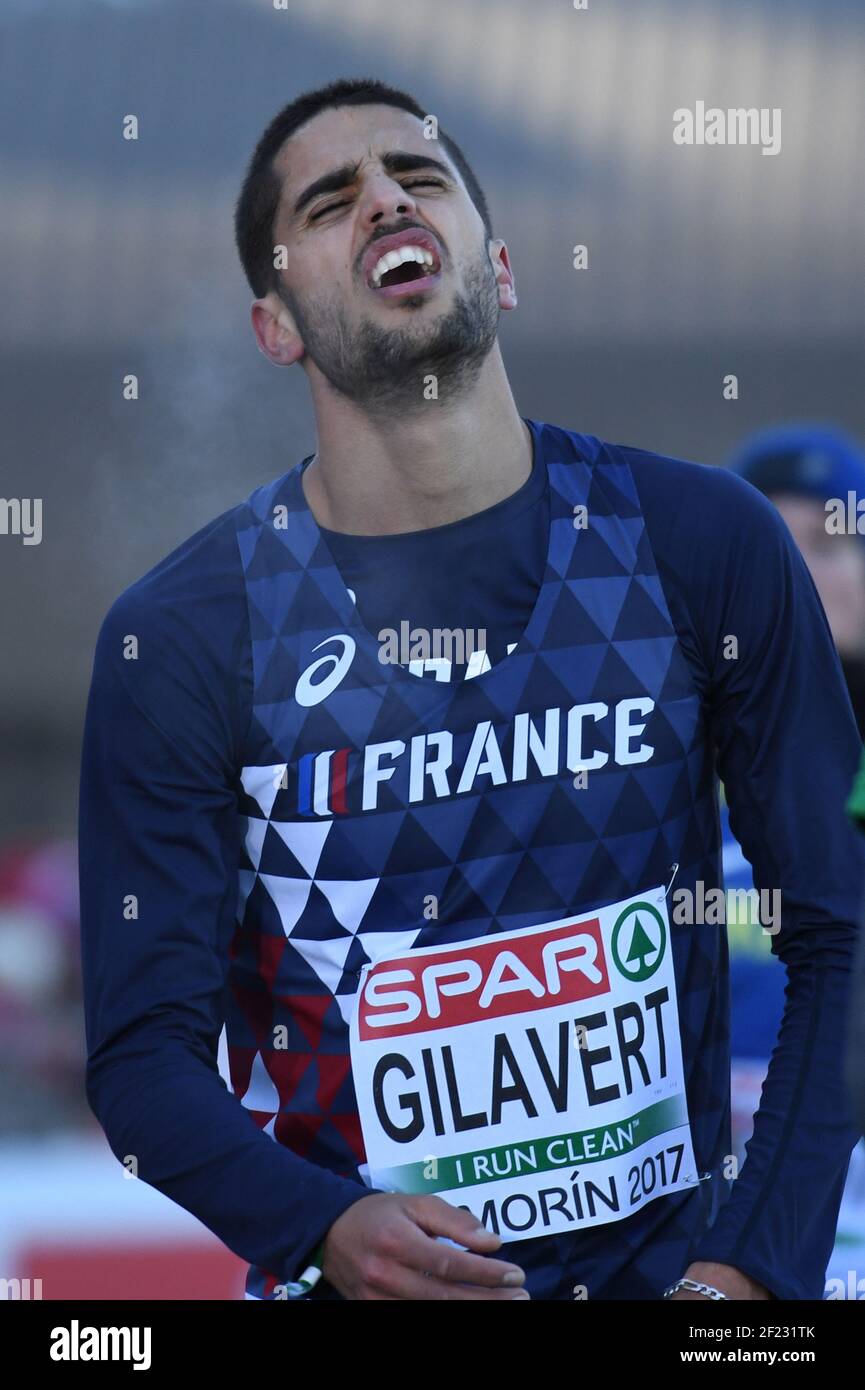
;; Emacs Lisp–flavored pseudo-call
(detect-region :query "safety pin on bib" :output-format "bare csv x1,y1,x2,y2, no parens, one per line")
661,863,680,902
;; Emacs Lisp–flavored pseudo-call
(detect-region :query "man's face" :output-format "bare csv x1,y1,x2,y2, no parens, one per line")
772,492,865,657
264,104,510,410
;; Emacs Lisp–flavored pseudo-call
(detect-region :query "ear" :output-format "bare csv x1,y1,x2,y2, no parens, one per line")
488,239,517,311
250,290,306,366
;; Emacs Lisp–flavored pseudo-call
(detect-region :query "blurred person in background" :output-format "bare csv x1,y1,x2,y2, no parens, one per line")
0,839,85,1135
723,423,865,1294
845,759,865,1147
732,425,865,736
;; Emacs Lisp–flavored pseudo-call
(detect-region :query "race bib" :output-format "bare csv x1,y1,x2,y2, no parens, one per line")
349,889,699,1242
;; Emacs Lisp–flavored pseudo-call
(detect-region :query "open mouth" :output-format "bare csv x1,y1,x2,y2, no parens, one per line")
366,243,442,297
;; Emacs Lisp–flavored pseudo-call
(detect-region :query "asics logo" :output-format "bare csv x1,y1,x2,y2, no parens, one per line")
295,635,356,707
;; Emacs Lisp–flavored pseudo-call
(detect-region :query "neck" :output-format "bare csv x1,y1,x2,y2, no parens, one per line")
300,346,532,535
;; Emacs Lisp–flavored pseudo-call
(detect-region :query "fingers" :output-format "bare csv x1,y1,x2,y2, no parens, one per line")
406,1194,505,1252
394,1196,526,1287
321,1190,529,1301
393,1225,525,1289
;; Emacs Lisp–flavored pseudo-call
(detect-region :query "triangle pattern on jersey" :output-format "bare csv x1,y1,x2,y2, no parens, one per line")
237,869,257,922
282,879,349,941
321,684,389,752
613,635,677,703
661,762,700,823
529,784,598,846
270,819,332,878
466,647,537,718
413,796,482,864
259,873,314,936
239,1050,281,1115
259,822,312,879
362,680,427,747
314,820,380,880
613,577,678,642
585,461,641,517
442,683,514,736
578,838,637,906
566,521,632,580
255,628,300,682
458,797,527,859
381,811,460,875
589,511,645,575
315,876,379,936
275,993,336,1052
240,876,284,941
492,850,571,917
544,582,612,648
286,929,356,1001
267,1049,317,1110
457,850,524,917
602,773,660,837
285,569,347,635
286,693,359,752
535,643,608,705
243,519,305,580
377,866,453,926
564,576,632,641
567,766,630,837
633,571,674,621
249,581,300,647
437,860,503,926
240,763,286,820
658,688,702,755
525,841,600,908
518,648,594,713
343,806,417,872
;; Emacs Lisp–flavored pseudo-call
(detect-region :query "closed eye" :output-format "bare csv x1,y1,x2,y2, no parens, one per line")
310,177,446,221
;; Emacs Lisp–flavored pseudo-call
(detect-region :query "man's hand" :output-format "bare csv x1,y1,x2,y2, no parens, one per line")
322,1193,530,1300
668,1260,772,1300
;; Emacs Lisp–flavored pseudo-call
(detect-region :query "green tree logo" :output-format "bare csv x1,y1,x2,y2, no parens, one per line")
611,902,666,981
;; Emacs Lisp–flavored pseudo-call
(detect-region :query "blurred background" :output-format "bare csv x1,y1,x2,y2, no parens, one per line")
1,0,863,1298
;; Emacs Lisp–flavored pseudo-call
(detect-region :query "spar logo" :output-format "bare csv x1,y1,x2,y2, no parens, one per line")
610,901,666,983
358,918,610,1041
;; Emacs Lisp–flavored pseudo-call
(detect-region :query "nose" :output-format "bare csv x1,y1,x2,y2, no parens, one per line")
360,171,419,228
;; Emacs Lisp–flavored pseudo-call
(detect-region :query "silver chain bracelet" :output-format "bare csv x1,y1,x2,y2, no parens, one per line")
663,1277,729,1300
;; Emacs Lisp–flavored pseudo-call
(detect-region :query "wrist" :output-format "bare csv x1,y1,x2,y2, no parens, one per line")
664,1276,729,1300
676,1261,772,1300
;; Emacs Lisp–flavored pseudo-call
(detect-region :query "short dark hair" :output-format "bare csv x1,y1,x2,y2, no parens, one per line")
234,77,493,299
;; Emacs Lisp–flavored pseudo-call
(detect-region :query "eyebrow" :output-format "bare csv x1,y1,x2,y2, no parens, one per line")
291,149,455,217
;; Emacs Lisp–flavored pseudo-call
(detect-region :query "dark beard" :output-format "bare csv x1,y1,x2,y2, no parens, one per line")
280,252,500,416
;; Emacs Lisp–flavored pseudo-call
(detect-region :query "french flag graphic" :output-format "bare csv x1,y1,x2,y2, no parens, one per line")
297,748,350,816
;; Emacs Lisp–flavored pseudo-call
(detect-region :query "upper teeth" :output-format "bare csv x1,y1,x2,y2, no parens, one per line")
370,245,435,287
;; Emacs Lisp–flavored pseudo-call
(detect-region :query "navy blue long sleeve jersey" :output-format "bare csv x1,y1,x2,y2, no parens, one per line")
79,417,865,1300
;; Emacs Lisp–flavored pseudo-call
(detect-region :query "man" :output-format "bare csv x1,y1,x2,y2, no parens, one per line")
733,424,865,737
79,77,865,1301
845,756,865,1141
721,424,865,1063
718,424,865,1283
